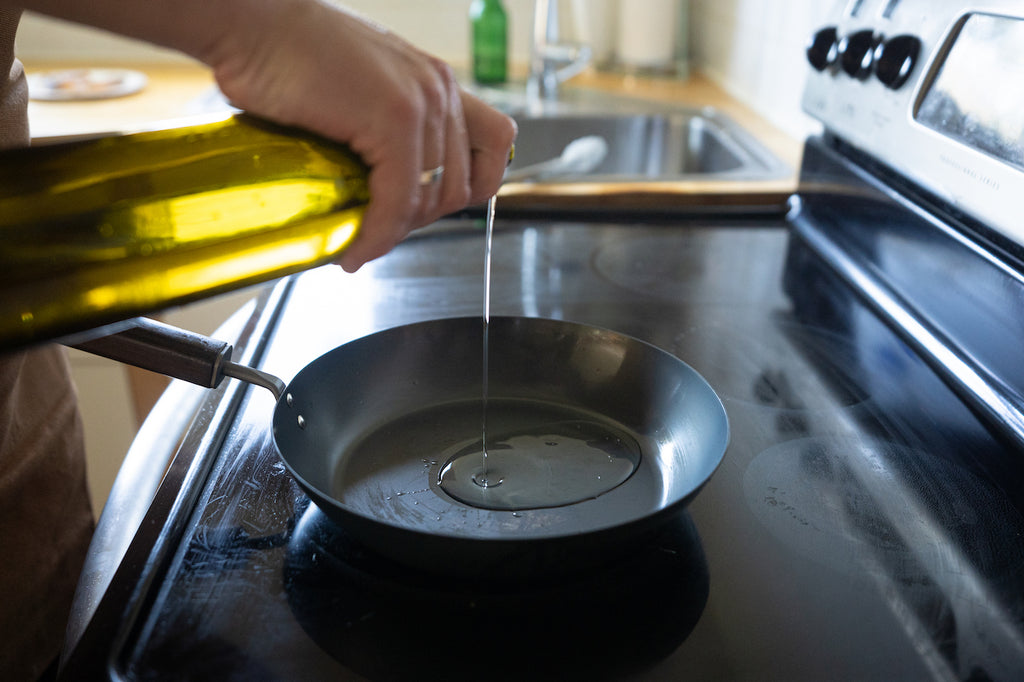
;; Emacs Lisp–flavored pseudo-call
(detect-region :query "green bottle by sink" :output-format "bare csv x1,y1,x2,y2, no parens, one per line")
470,0,508,84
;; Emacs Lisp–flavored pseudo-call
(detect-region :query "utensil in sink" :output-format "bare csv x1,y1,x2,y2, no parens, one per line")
503,134,608,182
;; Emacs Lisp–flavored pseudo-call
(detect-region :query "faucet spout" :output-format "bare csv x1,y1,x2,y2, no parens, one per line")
527,0,592,102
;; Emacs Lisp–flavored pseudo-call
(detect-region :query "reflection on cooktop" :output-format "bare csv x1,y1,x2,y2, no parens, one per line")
284,504,709,681
671,313,869,411
743,435,1024,678
592,229,788,306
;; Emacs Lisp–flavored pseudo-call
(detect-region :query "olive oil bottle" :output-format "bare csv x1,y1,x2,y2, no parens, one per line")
0,113,369,349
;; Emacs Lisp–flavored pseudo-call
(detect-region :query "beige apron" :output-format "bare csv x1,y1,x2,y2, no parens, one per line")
0,10,95,678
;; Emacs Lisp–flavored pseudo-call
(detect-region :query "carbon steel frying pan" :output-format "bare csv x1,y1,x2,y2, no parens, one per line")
75,315,729,578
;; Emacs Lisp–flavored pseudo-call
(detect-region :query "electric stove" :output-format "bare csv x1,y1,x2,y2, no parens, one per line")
62,1,1024,679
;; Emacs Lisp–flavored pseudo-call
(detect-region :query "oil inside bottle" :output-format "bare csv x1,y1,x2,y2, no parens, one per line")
1,114,368,348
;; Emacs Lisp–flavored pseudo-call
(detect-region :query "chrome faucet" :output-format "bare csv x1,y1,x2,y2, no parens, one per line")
527,0,592,102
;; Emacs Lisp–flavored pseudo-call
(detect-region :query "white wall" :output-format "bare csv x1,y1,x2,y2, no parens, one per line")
689,0,830,138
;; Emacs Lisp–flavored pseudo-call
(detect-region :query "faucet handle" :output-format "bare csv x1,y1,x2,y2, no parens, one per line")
549,42,592,83
529,0,593,100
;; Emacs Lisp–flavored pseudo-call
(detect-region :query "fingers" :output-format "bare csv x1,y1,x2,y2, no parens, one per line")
434,75,472,218
461,89,518,206
340,61,514,272
338,56,464,272
414,58,472,227
211,3,516,272
413,57,449,223
337,157,414,273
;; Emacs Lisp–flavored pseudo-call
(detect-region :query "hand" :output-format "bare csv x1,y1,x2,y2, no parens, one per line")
205,1,517,271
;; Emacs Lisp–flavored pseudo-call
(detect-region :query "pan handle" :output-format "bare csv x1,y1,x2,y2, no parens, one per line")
71,317,286,401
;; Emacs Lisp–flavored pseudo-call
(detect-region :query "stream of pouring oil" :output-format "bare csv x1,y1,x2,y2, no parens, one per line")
434,194,642,510
478,195,498,488
335,190,643,513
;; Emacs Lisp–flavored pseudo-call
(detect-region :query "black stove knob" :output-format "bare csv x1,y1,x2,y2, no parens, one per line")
838,29,879,79
874,34,921,89
806,26,839,72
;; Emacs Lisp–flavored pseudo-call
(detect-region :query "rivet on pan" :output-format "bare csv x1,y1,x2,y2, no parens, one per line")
286,393,294,407
297,415,306,429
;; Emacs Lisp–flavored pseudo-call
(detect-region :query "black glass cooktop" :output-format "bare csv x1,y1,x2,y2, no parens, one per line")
88,206,1023,681
65,130,1024,680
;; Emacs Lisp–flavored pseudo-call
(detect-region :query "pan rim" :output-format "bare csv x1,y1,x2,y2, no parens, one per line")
272,315,730,544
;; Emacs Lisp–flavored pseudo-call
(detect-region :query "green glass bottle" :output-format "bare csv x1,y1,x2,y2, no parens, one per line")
470,0,508,84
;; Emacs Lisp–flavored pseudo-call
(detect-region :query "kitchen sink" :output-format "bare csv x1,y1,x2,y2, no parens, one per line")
471,85,789,185
478,91,792,214
507,109,782,181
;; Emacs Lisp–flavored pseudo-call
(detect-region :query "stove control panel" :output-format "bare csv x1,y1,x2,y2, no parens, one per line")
808,26,920,90
803,0,1024,249
873,34,921,89
806,27,839,73
837,29,881,80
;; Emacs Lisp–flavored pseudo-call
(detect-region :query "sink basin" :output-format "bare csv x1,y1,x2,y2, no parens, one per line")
507,108,786,182
475,87,794,214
